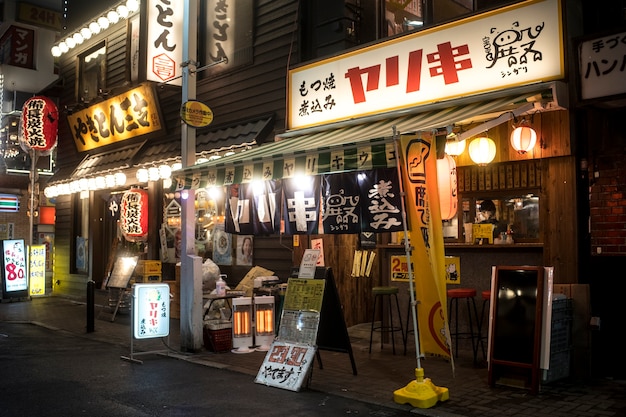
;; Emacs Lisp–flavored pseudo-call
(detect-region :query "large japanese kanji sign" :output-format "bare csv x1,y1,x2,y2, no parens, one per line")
146,0,183,86
19,96,58,154
288,0,563,129
66,84,162,152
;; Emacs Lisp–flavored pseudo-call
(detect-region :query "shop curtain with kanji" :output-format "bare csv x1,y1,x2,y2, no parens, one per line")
224,181,282,235
282,175,321,235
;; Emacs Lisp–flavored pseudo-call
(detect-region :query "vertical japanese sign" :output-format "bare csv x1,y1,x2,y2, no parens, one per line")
288,0,563,129
1,239,28,297
133,283,170,339
0,25,35,69
399,135,450,359
147,0,183,86
29,245,46,296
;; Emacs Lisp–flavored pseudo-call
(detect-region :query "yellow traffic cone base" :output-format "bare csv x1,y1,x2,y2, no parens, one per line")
393,367,450,409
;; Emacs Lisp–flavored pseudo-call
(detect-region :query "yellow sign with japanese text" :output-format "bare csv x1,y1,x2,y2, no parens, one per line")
399,134,451,360
67,84,163,152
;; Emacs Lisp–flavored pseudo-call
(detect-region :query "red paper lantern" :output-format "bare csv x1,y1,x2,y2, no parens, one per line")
120,188,149,242
436,154,458,220
18,96,58,155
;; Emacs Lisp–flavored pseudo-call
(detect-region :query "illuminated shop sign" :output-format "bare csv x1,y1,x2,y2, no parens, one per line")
132,283,170,339
146,0,183,86
120,188,149,242
67,84,163,152
19,96,58,153
288,0,564,129
2,239,28,294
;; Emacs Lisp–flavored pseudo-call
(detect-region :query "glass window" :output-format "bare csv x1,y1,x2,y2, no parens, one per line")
78,42,106,103
456,193,540,243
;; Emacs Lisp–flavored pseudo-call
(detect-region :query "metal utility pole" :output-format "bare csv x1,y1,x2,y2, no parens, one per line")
179,0,203,352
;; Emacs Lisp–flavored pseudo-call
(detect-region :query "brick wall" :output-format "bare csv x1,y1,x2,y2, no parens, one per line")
589,148,626,255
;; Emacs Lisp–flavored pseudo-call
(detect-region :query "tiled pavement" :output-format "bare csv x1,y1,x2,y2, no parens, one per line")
1,292,624,417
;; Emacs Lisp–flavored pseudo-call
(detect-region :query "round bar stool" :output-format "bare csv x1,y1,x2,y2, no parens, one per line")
475,290,491,361
447,288,479,362
369,286,404,355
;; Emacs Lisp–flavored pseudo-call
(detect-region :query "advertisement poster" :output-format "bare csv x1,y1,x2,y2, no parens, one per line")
29,245,46,296
2,239,28,296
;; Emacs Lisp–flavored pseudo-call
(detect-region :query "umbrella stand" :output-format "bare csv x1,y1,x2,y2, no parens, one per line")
391,128,449,409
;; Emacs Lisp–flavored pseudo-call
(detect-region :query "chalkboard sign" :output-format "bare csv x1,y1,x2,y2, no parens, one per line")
488,265,544,393
106,256,138,289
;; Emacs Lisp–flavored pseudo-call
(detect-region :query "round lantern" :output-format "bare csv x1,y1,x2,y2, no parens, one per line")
444,139,466,156
468,136,496,166
18,96,59,155
510,126,537,154
120,188,149,242
436,154,458,220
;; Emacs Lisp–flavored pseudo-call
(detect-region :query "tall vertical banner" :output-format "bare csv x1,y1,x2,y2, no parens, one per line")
399,135,451,359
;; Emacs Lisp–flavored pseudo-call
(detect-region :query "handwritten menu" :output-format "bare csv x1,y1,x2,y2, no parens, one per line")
282,278,325,312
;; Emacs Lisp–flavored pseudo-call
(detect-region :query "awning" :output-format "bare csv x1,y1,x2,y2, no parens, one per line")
47,116,275,187
174,83,562,188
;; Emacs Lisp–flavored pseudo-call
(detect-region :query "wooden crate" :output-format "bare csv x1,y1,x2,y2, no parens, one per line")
136,260,162,275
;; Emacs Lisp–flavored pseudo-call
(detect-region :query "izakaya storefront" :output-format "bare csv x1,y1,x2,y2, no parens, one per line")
174,0,569,358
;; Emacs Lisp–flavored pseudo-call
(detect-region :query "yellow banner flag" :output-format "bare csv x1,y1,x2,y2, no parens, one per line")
399,134,451,359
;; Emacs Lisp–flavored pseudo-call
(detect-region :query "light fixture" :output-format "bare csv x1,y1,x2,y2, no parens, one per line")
468,136,496,166
114,172,127,186
136,168,149,183
446,125,457,139
510,120,537,154
444,139,466,156
254,295,275,351
148,167,160,181
232,297,254,353
159,164,172,179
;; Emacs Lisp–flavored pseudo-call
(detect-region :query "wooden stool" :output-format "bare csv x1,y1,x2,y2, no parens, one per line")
447,288,479,362
369,286,404,355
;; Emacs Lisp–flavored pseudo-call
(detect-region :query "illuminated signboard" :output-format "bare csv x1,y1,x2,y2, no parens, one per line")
1,239,28,297
132,283,170,339
66,84,163,152
0,194,20,212
29,245,46,296
146,0,183,85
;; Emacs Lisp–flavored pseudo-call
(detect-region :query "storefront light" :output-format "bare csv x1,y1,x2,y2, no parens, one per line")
97,16,110,30
44,185,57,198
65,37,76,49
171,162,182,171
136,168,149,183
88,178,98,191
162,178,172,189
59,41,69,53
115,172,127,186
105,174,116,187
126,0,140,12
107,10,120,24
510,125,537,154
95,176,106,189
117,5,129,18
73,32,84,45
89,21,101,35
51,46,61,57
80,27,92,40
468,136,496,166
60,183,71,195
159,164,172,179
148,167,160,181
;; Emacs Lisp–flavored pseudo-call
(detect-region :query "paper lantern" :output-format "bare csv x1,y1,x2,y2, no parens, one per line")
468,136,496,165
436,154,458,220
510,126,537,154
120,188,149,242
444,139,466,156
18,96,58,155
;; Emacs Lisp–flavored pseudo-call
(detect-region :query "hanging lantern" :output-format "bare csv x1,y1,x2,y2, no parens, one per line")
436,154,458,220
18,96,59,155
120,188,149,242
444,139,466,156
510,125,537,154
468,136,496,166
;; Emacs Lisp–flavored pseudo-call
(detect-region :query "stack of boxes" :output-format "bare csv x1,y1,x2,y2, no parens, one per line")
133,260,162,283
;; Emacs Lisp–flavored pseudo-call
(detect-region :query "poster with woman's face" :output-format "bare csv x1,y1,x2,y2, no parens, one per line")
236,235,253,266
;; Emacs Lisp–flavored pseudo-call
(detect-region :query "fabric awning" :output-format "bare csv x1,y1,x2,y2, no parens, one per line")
174,84,559,189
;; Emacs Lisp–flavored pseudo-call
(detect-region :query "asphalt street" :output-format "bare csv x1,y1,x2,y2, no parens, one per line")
0,321,414,417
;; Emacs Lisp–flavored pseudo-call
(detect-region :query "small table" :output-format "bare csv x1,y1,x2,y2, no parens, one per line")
203,293,241,320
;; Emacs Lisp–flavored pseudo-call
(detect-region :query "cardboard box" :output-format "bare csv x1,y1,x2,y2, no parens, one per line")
136,260,162,275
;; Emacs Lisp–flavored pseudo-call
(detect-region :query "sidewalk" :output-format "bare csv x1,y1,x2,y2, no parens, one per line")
1,292,624,417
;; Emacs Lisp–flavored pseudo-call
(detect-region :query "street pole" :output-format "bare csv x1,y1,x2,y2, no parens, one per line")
179,0,203,352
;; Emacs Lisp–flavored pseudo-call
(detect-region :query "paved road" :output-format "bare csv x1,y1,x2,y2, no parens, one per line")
0,322,414,417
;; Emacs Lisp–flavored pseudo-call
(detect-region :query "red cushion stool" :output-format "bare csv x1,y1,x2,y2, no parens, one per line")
447,288,480,363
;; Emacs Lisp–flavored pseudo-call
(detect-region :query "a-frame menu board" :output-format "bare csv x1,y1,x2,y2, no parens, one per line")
488,265,544,394
313,267,357,376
